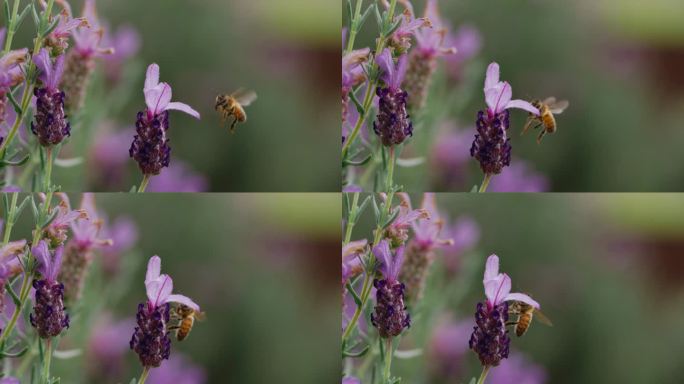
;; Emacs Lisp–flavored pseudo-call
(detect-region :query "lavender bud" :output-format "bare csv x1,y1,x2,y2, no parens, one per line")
470,109,511,175
61,51,96,112
30,279,69,339
57,243,92,302
130,302,172,368
398,241,433,303
31,87,71,147
130,110,171,176
373,86,413,147
469,301,510,367
403,51,437,111
371,278,410,338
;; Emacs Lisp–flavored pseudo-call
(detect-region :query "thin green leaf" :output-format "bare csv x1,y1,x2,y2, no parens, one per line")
343,344,370,358
346,282,362,307
40,16,59,38
358,4,375,30
385,18,402,37
16,3,32,29
5,282,20,307
7,91,22,115
1,153,30,167
343,153,372,167
31,2,39,27
349,89,365,116
0,345,28,358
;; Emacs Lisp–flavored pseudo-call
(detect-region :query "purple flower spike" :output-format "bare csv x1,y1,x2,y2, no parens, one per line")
31,49,70,147
131,256,199,368
469,255,540,367
471,63,539,175
30,241,69,339
130,64,200,176
373,49,413,147
370,240,410,338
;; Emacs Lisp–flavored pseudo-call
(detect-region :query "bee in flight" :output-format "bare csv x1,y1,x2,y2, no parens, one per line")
215,89,257,134
507,300,553,337
522,97,569,144
168,304,205,341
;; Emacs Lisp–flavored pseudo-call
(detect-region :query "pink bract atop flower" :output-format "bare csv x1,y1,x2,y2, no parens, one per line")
376,48,408,92
33,240,64,283
483,254,539,310
373,240,405,282
411,193,453,249
414,0,457,57
144,255,199,311
384,0,431,52
71,0,114,58
41,0,89,54
40,193,88,246
382,193,429,246
143,63,200,120
484,62,538,117
70,193,113,251
33,49,65,91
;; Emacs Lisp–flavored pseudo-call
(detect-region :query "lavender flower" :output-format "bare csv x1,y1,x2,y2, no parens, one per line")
130,255,200,368
403,0,456,110
61,0,114,111
399,193,453,302
102,24,141,85
445,25,482,81
384,1,430,54
0,28,28,127
342,377,361,384
442,216,480,275
341,30,370,124
487,353,547,384
430,124,472,188
146,160,208,192
373,49,413,147
488,161,550,192
30,241,69,339
371,240,410,338
0,377,19,384
471,63,539,175
87,314,136,380
42,1,88,56
469,255,539,367
428,316,472,379
31,49,71,147
89,125,133,188
59,193,112,302
130,64,200,176
147,354,207,384
41,193,88,247
383,193,429,248
100,216,138,277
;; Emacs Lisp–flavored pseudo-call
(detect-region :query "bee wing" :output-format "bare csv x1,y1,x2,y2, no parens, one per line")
548,99,569,114
232,89,257,106
534,309,553,326
195,311,207,321
542,96,556,106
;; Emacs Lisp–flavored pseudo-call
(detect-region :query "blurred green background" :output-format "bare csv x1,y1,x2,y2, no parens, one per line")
346,0,684,191
11,0,340,191
348,193,684,383
6,193,339,383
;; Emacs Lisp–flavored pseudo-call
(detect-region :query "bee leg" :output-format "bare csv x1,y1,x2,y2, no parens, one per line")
505,321,518,327
167,325,181,331
536,129,547,144
229,117,238,134
522,119,542,136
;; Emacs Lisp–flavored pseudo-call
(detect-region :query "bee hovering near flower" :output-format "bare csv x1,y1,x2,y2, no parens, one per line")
214,89,257,134
168,304,205,341
507,299,552,337
522,97,569,144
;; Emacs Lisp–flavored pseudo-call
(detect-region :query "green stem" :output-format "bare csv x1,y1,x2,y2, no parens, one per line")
137,174,151,193
0,192,52,346
383,338,393,384
341,0,399,159
343,192,360,244
385,147,395,192
0,0,55,157
478,173,492,193
2,192,18,245
138,366,151,384
42,147,53,192
345,0,364,54
43,338,52,384
3,0,21,54
476,365,491,384
341,192,394,346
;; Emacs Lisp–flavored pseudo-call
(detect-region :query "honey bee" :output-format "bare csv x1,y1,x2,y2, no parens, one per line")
522,97,569,144
169,304,205,341
507,300,552,337
214,89,257,133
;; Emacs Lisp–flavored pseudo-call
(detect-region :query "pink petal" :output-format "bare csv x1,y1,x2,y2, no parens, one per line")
166,102,200,119
373,240,392,277
505,293,540,309
145,255,161,284
375,48,394,87
166,294,199,311
144,63,159,91
51,245,64,280
484,62,500,90
493,82,512,114
485,273,511,306
391,245,405,280
146,274,173,307
483,254,499,281
144,83,172,115
52,54,65,89
505,99,540,115
394,53,408,89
